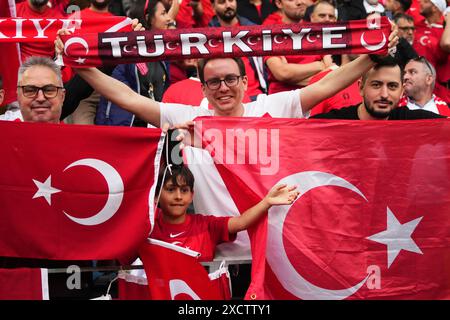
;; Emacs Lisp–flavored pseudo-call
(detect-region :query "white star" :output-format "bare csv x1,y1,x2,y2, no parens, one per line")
74,57,86,64
367,207,423,268
32,175,61,206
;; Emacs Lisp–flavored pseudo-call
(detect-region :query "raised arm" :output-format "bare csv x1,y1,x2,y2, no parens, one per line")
55,25,162,127
266,56,327,86
74,67,161,126
300,54,374,113
228,184,299,234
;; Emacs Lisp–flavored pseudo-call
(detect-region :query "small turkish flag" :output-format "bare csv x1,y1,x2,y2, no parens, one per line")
195,116,450,300
0,121,164,261
139,239,229,300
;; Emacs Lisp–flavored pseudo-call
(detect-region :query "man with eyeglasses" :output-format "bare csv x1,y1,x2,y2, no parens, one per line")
311,57,446,120
399,56,450,116
15,56,65,124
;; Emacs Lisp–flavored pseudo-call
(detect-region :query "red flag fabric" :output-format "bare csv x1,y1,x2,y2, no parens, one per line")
139,239,229,300
0,268,48,300
118,268,151,300
0,0,20,106
61,18,390,67
195,116,450,300
0,16,132,43
0,121,164,261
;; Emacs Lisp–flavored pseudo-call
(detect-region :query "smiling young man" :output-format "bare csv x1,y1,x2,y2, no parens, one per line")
311,58,446,120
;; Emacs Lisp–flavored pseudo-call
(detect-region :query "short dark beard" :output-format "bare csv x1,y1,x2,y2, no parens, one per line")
30,0,49,8
363,98,393,119
90,0,111,10
218,9,237,23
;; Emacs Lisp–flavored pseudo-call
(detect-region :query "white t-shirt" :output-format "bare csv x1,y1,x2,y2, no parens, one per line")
159,89,305,260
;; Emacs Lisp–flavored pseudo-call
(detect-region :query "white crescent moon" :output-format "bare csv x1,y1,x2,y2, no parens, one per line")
267,171,369,300
63,158,124,226
64,37,90,56
360,32,386,52
273,35,285,44
246,36,258,46
419,35,429,46
166,41,179,50
207,39,219,48
123,45,134,53
306,33,316,43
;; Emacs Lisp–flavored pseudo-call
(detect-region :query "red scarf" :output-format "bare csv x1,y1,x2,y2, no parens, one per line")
60,17,391,67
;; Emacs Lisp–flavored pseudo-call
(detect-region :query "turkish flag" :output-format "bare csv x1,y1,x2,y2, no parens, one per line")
0,121,164,261
0,268,48,300
195,116,450,300
0,0,20,106
139,239,229,300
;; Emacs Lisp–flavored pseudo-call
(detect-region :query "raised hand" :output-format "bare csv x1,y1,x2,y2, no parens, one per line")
264,184,300,206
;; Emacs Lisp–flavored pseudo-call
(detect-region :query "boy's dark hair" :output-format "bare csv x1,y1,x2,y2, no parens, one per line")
0,74,3,89
156,165,195,195
197,58,246,84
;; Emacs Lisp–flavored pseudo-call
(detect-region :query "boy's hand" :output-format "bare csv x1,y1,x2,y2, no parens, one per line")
264,184,299,207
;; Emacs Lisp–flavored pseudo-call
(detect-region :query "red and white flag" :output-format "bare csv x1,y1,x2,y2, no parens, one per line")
0,268,49,300
139,239,230,300
0,0,20,106
195,116,450,300
0,121,164,261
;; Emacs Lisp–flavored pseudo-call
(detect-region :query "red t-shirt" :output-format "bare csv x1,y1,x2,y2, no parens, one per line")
176,0,215,28
309,67,362,116
16,2,64,62
150,210,236,262
262,11,283,26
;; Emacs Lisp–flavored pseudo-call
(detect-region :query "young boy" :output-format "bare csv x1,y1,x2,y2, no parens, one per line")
151,164,299,261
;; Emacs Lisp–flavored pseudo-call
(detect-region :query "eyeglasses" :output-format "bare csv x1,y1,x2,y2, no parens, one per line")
204,74,241,90
18,85,64,99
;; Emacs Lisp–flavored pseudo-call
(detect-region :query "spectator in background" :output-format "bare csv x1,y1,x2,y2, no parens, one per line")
413,0,449,103
209,0,267,99
395,12,416,45
174,0,215,28
236,0,277,25
95,0,170,127
0,74,22,121
68,0,117,124
384,0,412,19
264,0,333,94
16,0,65,62
308,1,362,115
400,56,450,115
340,0,385,21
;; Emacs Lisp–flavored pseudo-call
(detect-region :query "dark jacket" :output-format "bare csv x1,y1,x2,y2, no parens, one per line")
95,61,168,127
